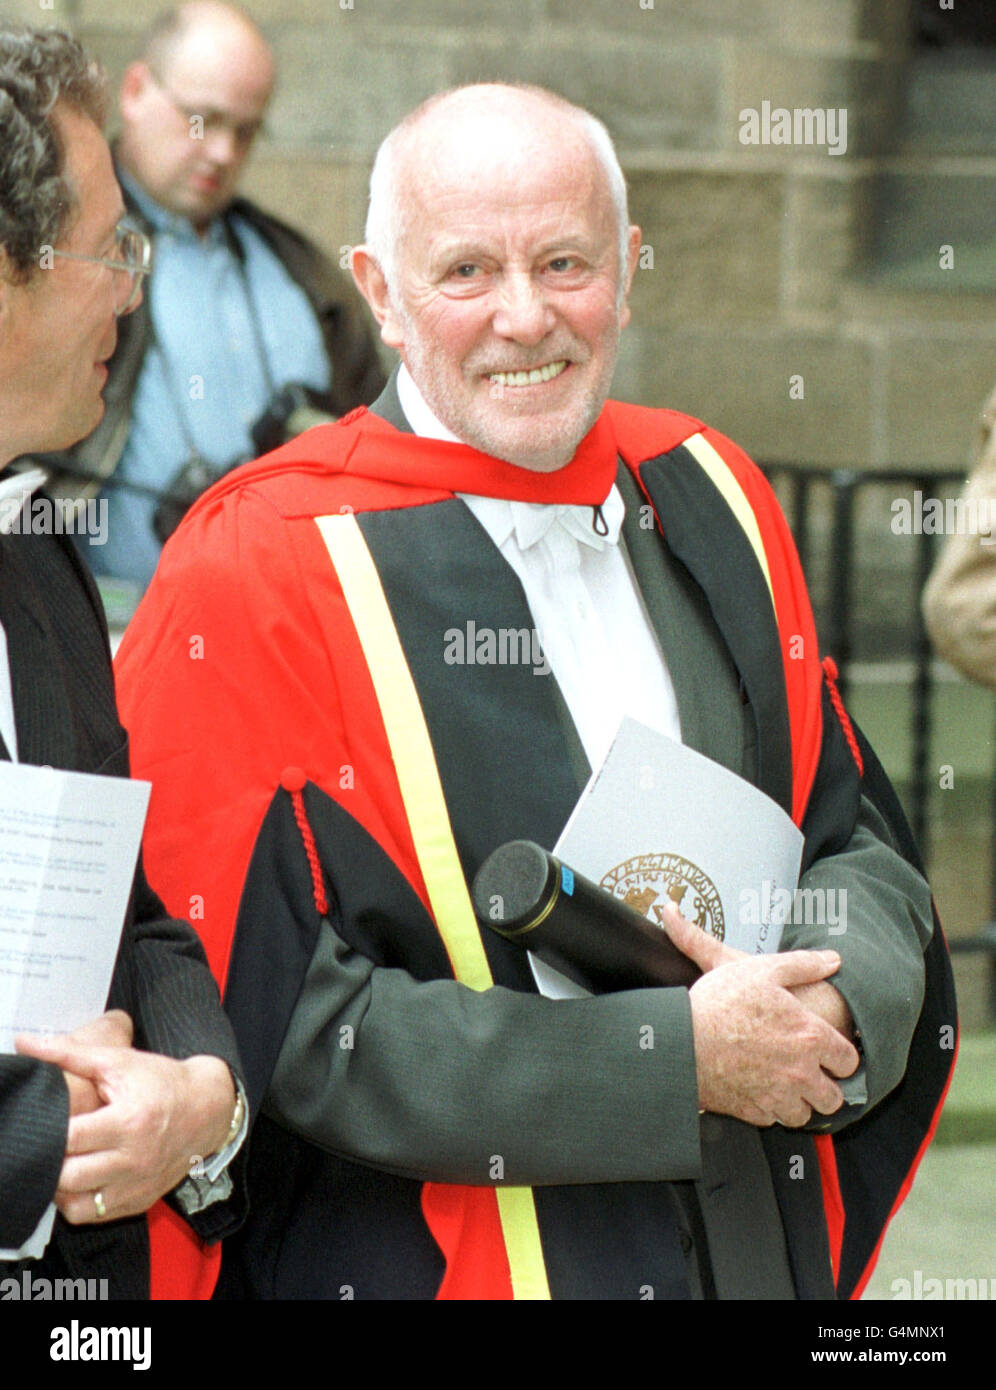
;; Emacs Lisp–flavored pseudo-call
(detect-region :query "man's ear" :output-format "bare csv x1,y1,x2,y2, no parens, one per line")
119,62,155,122
351,246,404,351
618,224,642,330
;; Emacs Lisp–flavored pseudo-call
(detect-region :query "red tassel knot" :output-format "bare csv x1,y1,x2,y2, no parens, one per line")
822,657,863,776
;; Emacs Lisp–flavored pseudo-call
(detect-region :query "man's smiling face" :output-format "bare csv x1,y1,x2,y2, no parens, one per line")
361,92,639,472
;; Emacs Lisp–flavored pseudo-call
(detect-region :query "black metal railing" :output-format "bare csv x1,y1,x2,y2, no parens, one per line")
763,461,996,1015
762,463,964,858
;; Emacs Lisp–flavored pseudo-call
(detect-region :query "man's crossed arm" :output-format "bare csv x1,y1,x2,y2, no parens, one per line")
662,905,859,1129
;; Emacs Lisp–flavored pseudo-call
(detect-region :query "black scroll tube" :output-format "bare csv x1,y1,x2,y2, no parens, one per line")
471,840,702,994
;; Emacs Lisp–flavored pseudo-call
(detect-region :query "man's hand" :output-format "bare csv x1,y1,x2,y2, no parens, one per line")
790,979,855,1040
661,906,856,1041
12,1036,235,1225
23,1010,135,1120
661,904,859,1128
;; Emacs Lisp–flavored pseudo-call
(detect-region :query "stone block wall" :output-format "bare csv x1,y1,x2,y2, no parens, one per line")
11,0,995,471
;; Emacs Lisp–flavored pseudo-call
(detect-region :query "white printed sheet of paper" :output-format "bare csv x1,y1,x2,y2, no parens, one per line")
531,716,804,999
0,762,150,1052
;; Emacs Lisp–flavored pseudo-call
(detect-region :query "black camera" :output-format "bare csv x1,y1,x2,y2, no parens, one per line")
152,384,334,543
249,382,333,456
152,452,230,545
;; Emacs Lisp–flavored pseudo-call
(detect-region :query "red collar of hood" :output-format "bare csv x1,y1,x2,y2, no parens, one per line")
288,405,622,506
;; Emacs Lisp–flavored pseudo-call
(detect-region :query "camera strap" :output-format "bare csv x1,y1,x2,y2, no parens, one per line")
223,218,280,403
146,215,279,472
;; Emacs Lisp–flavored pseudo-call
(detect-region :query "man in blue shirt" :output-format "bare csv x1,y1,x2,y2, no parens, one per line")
39,1,384,590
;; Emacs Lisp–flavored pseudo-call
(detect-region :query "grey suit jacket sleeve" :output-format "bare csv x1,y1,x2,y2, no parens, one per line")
266,925,702,1187
0,1058,68,1248
786,793,933,1130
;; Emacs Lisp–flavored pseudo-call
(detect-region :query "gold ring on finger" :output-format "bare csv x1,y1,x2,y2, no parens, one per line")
93,1190,106,1219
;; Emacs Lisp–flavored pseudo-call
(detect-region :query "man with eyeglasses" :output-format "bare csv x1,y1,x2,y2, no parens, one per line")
0,24,246,1299
49,224,152,319
39,0,384,592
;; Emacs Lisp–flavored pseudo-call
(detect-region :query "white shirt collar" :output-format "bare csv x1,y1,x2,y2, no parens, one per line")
0,467,48,536
394,365,623,553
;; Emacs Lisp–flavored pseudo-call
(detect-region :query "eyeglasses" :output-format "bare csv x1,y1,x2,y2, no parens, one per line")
148,69,266,148
50,224,152,316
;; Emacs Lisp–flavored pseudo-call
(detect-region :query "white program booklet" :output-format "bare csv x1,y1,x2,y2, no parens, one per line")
0,762,150,1052
531,717,804,999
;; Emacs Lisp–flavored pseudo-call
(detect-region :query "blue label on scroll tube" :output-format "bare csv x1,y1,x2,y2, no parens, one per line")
560,865,575,896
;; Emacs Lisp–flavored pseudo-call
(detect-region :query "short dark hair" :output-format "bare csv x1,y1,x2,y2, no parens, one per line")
0,25,107,283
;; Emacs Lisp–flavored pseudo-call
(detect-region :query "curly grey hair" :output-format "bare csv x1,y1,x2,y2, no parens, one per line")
0,25,107,284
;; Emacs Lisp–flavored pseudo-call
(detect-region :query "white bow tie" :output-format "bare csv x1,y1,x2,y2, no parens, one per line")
509,492,624,553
